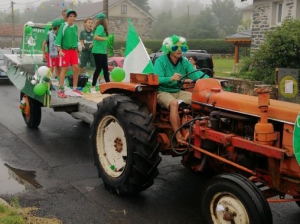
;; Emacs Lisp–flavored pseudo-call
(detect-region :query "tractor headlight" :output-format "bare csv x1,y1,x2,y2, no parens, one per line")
136,86,143,92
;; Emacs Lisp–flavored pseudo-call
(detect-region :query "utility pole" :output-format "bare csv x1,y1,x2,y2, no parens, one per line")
11,1,15,47
103,0,108,18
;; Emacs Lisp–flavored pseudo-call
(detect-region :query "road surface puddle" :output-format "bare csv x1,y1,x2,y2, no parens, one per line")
0,158,42,194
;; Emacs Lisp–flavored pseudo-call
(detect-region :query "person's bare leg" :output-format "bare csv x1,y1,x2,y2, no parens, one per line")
169,99,183,142
59,67,68,87
72,64,79,88
55,67,61,78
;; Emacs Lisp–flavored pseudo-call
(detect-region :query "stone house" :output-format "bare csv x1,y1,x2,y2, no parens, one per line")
0,24,23,48
251,0,300,50
75,0,156,40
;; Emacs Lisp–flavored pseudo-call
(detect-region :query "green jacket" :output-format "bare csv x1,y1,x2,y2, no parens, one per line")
55,23,78,50
154,54,209,93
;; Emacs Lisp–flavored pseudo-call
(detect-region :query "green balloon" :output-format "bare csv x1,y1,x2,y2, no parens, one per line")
111,67,125,82
25,26,32,35
34,83,47,96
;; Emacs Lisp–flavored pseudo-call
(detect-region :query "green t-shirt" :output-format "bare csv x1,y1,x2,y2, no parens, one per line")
55,22,78,50
80,29,94,50
92,25,107,54
154,54,208,93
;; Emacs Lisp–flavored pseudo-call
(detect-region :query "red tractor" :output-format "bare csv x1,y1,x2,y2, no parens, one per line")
91,71,300,224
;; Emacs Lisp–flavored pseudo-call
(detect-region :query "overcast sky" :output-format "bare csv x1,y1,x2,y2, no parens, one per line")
0,0,254,13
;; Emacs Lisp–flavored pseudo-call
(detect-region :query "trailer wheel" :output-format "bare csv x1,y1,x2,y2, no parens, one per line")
20,93,42,128
92,95,161,195
201,173,272,224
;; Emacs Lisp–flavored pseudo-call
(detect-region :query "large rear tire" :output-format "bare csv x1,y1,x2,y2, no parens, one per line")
201,173,273,224
20,93,42,128
92,95,161,195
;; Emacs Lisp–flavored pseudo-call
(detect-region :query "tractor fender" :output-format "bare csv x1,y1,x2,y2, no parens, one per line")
100,82,145,94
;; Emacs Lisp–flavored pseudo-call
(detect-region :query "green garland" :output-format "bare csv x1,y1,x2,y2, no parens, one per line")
107,34,115,57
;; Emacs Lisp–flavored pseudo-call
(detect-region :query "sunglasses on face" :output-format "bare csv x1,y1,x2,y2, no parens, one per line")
171,45,188,53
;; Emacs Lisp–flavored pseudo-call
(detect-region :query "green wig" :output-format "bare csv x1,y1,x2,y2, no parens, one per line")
160,35,188,54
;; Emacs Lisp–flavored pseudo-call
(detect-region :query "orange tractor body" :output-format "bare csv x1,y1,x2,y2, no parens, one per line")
96,74,300,223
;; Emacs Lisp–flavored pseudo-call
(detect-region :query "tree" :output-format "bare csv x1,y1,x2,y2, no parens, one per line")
238,19,300,84
151,11,177,39
173,0,204,16
210,0,242,37
191,7,219,39
130,0,150,13
237,18,252,32
247,19,300,84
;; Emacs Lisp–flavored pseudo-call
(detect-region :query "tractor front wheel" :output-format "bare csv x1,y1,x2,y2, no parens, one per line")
92,95,161,195
201,173,273,224
20,93,42,128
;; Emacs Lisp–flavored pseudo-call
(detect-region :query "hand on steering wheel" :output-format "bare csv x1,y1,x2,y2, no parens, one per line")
178,68,212,85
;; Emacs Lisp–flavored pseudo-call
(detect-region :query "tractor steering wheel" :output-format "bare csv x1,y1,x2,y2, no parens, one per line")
178,68,212,85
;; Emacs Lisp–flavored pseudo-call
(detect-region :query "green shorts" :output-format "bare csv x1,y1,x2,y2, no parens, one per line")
157,91,192,109
80,50,95,68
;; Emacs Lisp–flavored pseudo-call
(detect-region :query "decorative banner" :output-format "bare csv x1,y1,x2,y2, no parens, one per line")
21,27,47,54
294,112,300,165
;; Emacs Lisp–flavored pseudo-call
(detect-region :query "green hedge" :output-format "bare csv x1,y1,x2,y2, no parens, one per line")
114,39,234,54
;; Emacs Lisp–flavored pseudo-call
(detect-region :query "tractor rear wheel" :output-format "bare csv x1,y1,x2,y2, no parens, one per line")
20,93,42,128
201,173,272,224
92,95,161,195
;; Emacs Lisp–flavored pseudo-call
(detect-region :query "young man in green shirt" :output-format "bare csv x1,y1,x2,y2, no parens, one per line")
79,18,95,74
154,35,209,143
55,9,81,98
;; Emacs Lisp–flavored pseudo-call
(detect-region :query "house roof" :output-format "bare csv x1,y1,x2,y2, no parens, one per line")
0,23,23,37
225,29,252,43
75,0,156,21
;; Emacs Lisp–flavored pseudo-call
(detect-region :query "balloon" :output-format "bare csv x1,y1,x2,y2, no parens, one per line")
25,26,32,35
34,83,47,96
31,80,37,85
37,66,49,77
26,21,34,26
111,67,125,82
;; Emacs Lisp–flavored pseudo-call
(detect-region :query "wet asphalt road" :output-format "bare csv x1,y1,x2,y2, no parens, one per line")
0,84,300,224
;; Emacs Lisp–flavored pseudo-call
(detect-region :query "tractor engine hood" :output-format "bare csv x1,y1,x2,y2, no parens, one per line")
191,78,300,125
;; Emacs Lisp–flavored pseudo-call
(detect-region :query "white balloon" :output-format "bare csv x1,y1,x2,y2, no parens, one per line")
37,66,49,77
26,21,34,26
31,80,37,85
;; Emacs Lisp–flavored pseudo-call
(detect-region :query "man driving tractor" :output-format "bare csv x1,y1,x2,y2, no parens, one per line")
153,35,209,144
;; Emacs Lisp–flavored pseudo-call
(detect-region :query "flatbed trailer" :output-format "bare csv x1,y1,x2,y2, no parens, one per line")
4,53,110,126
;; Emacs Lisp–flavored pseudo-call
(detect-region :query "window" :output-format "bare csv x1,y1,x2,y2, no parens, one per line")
121,5,127,14
271,2,284,26
276,3,283,24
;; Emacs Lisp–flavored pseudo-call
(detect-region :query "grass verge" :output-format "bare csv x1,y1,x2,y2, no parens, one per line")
213,58,234,77
0,197,62,224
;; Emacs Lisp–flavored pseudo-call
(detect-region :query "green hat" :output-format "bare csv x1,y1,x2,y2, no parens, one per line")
52,19,62,28
96,13,107,20
66,9,77,17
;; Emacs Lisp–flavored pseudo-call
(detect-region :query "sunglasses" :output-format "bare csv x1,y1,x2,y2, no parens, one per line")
171,45,188,53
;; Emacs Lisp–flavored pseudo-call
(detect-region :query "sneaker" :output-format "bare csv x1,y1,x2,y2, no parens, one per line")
58,90,67,98
73,89,82,95
90,87,96,93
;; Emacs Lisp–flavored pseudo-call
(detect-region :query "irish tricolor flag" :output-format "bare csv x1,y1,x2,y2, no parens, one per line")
123,19,154,82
